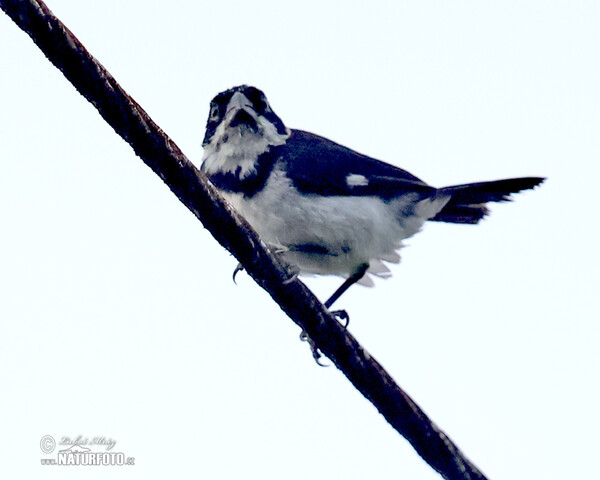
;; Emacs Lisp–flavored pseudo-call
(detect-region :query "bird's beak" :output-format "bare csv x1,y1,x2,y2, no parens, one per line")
226,91,258,130
226,91,253,115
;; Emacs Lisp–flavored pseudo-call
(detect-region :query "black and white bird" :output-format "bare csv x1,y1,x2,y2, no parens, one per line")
201,85,544,309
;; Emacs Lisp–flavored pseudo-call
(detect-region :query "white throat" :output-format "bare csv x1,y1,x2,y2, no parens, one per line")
202,114,290,179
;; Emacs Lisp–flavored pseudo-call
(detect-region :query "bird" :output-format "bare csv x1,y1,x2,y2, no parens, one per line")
201,85,544,311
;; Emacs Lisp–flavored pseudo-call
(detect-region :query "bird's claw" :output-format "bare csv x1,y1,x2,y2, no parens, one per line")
282,268,299,285
331,309,350,328
232,263,244,284
299,331,329,367
298,308,349,365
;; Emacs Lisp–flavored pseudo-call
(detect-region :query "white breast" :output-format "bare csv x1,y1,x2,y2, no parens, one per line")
220,168,449,284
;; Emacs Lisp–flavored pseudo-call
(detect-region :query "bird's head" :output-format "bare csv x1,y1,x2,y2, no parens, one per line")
203,85,288,146
201,85,290,178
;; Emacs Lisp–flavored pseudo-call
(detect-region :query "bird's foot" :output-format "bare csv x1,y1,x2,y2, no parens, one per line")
298,309,348,366
282,270,299,284
266,242,289,255
299,330,329,367
330,309,350,328
264,243,299,284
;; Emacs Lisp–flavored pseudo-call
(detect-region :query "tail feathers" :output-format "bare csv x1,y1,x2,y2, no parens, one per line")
430,177,545,224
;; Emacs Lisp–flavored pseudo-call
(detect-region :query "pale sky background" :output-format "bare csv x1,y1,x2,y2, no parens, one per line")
1,1,599,479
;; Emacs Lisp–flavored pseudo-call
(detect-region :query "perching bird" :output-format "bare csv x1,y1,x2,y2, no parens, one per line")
201,85,544,309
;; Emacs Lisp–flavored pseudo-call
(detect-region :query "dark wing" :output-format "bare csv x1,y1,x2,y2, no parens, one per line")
273,130,545,223
275,130,436,199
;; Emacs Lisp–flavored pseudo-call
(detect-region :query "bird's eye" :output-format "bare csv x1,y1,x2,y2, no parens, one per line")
209,103,220,121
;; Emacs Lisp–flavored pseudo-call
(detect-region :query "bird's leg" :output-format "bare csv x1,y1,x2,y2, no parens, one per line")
324,263,369,325
324,263,370,308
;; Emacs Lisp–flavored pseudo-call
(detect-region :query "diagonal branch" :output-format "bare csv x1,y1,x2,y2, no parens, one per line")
1,1,488,479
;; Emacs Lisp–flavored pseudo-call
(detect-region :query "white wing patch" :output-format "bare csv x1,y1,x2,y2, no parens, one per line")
346,173,369,187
